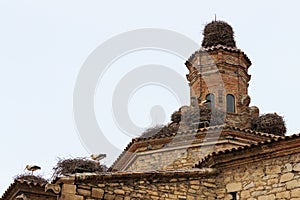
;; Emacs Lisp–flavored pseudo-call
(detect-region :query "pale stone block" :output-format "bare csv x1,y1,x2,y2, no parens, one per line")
294,163,300,171
258,194,275,200
280,172,294,182
286,179,300,189
292,188,300,197
252,190,267,197
61,194,84,200
62,184,76,194
240,190,250,198
266,165,281,174
226,182,242,192
77,188,91,197
92,188,104,198
244,182,254,190
284,163,293,172
267,178,278,185
276,191,290,199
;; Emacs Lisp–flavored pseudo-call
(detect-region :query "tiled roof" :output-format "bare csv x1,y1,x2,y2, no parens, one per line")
59,168,218,183
1,178,48,199
136,125,279,142
195,133,300,168
187,44,252,66
109,125,279,171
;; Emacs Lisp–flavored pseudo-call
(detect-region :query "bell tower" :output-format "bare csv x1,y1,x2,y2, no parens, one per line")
185,21,259,129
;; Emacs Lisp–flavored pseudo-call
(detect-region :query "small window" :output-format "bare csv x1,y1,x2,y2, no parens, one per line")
206,93,215,108
230,192,237,200
226,94,235,113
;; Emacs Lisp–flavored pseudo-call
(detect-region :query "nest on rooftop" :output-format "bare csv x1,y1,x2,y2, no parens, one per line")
139,105,225,139
251,113,286,136
180,105,225,128
52,158,107,179
201,20,236,48
14,174,48,185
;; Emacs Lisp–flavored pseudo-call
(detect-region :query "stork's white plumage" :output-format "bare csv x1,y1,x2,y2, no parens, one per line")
25,165,41,174
200,99,211,106
91,153,106,161
16,193,30,200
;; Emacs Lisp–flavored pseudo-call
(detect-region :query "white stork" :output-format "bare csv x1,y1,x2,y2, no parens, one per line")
25,165,41,175
16,193,30,200
90,153,106,161
200,99,211,106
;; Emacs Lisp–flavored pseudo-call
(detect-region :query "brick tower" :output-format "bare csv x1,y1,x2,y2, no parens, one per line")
185,21,259,129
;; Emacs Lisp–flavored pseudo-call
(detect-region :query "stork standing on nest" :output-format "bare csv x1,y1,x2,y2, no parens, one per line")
200,99,211,106
25,165,41,175
91,153,106,162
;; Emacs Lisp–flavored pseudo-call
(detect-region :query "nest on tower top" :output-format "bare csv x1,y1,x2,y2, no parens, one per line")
251,113,286,136
201,20,236,48
52,158,107,179
14,174,48,185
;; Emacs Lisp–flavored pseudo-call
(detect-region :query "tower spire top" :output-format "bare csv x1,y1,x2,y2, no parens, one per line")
201,20,236,48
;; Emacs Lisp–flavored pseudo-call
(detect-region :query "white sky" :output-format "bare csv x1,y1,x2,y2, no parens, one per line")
1,0,300,194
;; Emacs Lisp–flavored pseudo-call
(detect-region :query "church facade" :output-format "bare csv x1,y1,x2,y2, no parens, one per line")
2,21,300,200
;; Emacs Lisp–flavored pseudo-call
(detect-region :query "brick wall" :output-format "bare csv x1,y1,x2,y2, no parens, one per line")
186,48,258,129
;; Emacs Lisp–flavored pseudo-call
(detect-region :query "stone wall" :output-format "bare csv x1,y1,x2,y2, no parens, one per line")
126,143,237,172
216,152,300,200
56,151,300,200
118,128,270,172
54,136,300,200
57,169,217,200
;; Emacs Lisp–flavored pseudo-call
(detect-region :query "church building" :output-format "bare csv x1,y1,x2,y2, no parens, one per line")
2,21,300,200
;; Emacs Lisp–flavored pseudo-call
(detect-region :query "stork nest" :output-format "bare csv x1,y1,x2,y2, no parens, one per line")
201,20,236,48
251,113,286,136
180,105,225,127
52,158,107,179
139,105,225,138
14,174,48,185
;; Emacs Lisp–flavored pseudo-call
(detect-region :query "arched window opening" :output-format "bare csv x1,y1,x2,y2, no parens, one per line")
226,94,235,113
206,93,215,108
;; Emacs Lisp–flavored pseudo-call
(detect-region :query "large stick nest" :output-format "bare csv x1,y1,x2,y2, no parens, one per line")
201,20,236,48
14,174,48,185
139,105,225,138
251,113,286,136
52,158,107,179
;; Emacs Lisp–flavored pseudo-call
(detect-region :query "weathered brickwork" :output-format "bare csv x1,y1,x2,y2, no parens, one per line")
186,47,259,129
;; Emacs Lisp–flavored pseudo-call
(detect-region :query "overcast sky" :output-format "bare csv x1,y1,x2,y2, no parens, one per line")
1,0,300,194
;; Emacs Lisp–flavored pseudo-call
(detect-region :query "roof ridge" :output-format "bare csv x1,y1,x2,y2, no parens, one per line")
1,179,48,199
109,125,277,171
195,133,300,168
187,44,251,65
